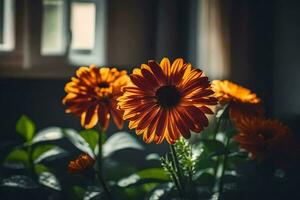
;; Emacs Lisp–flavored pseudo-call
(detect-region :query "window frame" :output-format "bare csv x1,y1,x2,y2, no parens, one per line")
68,0,107,66
0,0,107,78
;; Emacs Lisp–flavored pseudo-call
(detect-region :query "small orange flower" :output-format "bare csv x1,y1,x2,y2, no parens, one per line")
211,80,264,120
63,65,130,130
234,117,292,162
118,58,217,144
68,153,95,173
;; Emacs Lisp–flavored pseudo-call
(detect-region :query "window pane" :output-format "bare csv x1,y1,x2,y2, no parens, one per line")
71,2,96,50
0,0,14,51
41,0,65,55
0,0,4,44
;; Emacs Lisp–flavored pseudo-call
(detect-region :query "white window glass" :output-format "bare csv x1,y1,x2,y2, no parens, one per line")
0,0,15,51
71,2,96,50
41,0,65,55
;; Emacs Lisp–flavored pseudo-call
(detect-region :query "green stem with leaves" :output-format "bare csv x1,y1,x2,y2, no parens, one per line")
170,144,185,199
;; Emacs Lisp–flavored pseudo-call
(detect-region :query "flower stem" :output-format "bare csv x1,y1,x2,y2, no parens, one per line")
218,136,230,194
170,144,185,199
27,143,36,178
97,130,102,173
97,127,104,175
96,170,113,200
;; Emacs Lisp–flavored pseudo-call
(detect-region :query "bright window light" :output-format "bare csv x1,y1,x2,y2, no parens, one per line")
71,2,96,50
0,0,15,51
41,0,65,55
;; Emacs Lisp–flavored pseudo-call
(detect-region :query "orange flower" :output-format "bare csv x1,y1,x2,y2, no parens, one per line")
234,117,293,162
211,80,264,120
118,58,217,144
68,153,95,173
63,65,130,130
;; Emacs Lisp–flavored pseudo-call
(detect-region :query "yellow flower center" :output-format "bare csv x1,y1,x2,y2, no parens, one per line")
155,85,181,108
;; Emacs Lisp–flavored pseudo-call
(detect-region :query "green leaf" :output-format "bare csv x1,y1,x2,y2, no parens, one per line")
79,129,99,151
225,129,239,138
63,129,94,156
84,186,102,200
226,152,248,169
195,172,214,187
118,168,170,188
16,115,35,142
71,186,85,200
148,183,173,200
103,132,144,158
39,172,61,191
201,139,226,154
32,144,54,161
32,127,64,144
34,146,68,164
5,149,29,166
1,175,38,189
195,149,216,170
137,168,170,181
35,164,50,174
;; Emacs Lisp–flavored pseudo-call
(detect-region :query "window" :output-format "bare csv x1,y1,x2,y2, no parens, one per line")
69,0,107,66
71,2,96,52
0,0,15,52
0,0,107,74
41,0,66,55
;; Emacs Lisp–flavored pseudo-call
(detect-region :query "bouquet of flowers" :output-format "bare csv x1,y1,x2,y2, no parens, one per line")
1,58,300,200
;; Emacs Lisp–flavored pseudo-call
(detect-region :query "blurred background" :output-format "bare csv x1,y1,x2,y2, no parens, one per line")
0,0,300,144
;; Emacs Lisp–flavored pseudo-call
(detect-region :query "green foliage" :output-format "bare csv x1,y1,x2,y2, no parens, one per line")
16,115,35,142
63,128,94,156
102,131,144,157
137,168,170,181
33,146,68,164
38,172,61,191
32,144,54,161
174,138,196,178
35,164,50,174
147,183,174,200
118,168,170,188
195,172,215,187
2,115,67,196
195,149,216,170
83,186,102,200
0,175,38,189
5,148,29,166
32,127,64,144
71,186,86,200
79,129,99,151
160,155,177,186
201,139,226,154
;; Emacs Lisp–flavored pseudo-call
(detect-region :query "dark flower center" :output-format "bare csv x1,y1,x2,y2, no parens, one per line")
155,85,181,108
98,82,110,88
259,131,274,140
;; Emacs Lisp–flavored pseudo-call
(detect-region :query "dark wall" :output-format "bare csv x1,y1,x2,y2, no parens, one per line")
229,0,275,116
0,78,78,142
274,0,300,117
228,0,300,130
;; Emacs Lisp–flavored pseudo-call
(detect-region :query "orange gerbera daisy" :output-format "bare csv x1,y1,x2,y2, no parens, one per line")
234,117,292,162
118,58,217,144
68,153,95,173
63,65,130,130
211,80,264,120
